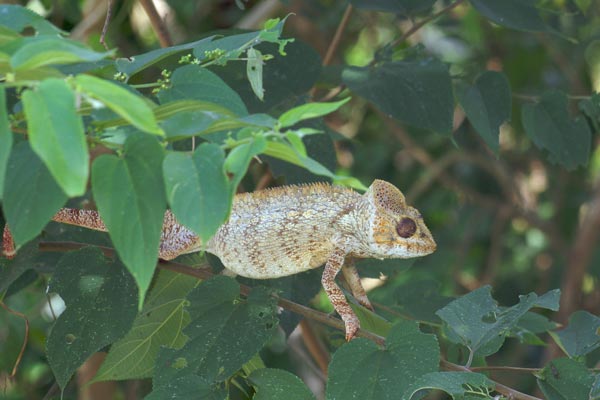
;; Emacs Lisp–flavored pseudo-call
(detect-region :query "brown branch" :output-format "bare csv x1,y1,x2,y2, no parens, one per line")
299,319,330,375
138,0,172,47
0,301,29,378
441,360,543,400
558,181,600,322
99,0,113,50
37,240,547,399
470,366,539,373
481,207,511,285
385,0,466,54
322,5,353,67
310,4,354,99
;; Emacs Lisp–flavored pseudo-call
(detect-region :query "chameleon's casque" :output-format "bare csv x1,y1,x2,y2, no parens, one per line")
2,179,436,340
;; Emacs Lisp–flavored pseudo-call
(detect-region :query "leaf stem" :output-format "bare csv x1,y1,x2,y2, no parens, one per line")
0,301,29,378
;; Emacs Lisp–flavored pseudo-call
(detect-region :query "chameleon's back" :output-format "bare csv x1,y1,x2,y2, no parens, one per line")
207,183,363,279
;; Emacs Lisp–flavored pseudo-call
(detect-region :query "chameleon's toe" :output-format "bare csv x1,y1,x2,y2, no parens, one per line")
344,316,360,341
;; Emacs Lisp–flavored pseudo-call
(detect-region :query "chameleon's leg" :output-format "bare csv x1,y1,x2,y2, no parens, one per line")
2,224,15,259
342,260,374,311
322,245,360,341
52,208,108,231
158,211,202,260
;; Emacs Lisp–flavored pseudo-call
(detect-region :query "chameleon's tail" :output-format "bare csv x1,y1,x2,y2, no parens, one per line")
2,208,107,258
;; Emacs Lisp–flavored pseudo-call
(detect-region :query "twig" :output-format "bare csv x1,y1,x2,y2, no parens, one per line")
385,0,466,55
138,0,172,47
255,171,273,190
441,360,543,400
317,1,463,101
299,319,330,375
234,0,283,30
310,4,354,99
322,5,353,67
559,180,600,320
481,207,511,285
470,366,539,373
0,301,29,378
99,0,113,50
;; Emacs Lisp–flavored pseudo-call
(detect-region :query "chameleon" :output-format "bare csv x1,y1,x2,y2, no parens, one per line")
2,179,436,340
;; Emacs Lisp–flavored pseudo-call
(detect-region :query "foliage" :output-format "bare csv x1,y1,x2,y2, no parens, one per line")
1,1,600,399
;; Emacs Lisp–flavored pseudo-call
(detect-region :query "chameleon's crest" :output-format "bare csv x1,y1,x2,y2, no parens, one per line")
364,180,436,258
367,179,406,213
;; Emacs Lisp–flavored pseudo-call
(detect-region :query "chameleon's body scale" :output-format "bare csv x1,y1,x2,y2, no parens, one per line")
3,180,436,340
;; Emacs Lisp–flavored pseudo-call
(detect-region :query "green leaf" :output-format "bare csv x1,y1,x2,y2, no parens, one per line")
10,37,112,71
264,139,367,191
537,358,595,400
75,74,163,135
457,71,511,153
436,286,557,357
247,48,265,101
579,92,600,133
591,375,600,400
115,36,215,77
46,247,137,390
153,276,278,387
91,134,166,305
0,86,11,199
249,368,315,400
217,40,321,115
534,289,560,311
278,98,350,129
343,59,453,134
0,240,41,293
3,142,67,247
469,0,548,32
392,280,453,324
404,372,494,399
158,65,247,116
22,78,89,197
522,90,591,170
549,311,600,358
225,136,267,193
163,144,231,243
326,320,439,400
0,5,62,35
349,0,436,14
93,270,197,381
146,377,226,400
94,99,237,137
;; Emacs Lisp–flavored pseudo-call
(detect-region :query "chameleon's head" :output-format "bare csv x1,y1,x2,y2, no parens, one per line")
363,180,436,259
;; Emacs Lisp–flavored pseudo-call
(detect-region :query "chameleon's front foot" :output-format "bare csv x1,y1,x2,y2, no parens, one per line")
322,248,363,341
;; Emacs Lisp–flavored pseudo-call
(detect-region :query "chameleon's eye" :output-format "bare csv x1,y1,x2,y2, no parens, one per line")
396,217,416,238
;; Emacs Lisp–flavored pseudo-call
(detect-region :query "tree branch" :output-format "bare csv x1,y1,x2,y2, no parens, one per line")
37,240,548,399
386,0,466,54
0,301,29,378
139,0,172,47
322,4,353,67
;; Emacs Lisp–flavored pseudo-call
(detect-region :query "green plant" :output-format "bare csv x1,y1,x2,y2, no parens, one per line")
1,1,599,399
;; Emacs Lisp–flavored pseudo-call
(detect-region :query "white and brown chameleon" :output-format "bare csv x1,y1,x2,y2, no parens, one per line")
2,179,436,340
